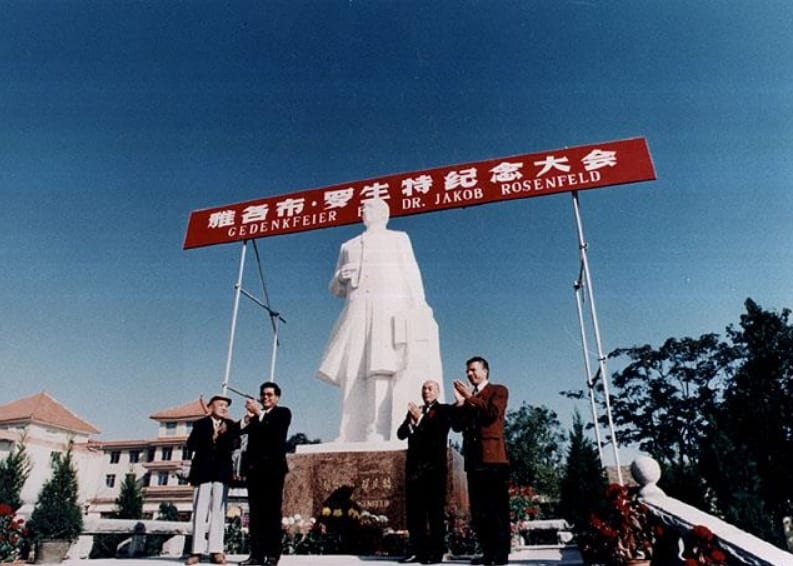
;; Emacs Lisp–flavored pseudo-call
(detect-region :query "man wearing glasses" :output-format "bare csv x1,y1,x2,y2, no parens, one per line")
239,382,292,566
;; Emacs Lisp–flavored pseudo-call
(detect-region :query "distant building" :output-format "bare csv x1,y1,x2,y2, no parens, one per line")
0,392,222,520
0,392,102,516
87,398,208,519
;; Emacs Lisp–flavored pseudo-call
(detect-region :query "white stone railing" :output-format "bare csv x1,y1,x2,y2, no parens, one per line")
69,518,192,559
631,456,793,566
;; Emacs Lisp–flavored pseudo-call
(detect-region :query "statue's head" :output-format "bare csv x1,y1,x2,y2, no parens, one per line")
362,198,390,229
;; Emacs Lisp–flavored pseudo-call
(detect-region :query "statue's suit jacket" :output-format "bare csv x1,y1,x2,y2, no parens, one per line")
452,383,510,471
318,228,425,384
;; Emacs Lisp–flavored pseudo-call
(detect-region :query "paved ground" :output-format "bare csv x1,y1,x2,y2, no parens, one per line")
62,547,584,566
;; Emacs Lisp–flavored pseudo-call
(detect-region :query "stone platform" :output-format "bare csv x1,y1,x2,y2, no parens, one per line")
284,443,468,530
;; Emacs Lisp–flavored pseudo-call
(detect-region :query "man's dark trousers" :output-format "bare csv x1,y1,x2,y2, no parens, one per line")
246,467,285,562
406,466,446,560
468,466,511,563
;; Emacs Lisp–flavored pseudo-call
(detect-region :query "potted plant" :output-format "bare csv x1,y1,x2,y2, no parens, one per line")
28,448,83,563
578,483,657,565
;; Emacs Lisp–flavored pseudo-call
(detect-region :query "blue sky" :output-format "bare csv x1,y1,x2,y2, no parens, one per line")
2,2,792,464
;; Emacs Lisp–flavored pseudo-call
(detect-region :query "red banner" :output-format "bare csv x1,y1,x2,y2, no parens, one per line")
183,137,655,249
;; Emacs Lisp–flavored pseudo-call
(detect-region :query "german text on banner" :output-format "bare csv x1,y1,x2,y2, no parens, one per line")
183,137,655,249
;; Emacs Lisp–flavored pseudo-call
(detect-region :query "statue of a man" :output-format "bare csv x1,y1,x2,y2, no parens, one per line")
317,198,443,442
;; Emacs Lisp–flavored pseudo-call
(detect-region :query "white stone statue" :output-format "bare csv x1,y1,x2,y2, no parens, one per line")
317,198,444,443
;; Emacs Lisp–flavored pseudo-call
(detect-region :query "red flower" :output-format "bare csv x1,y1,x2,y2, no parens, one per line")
710,549,727,562
0,504,13,517
691,525,714,542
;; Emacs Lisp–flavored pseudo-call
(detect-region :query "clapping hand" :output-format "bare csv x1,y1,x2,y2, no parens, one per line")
407,401,422,423
453,379,472,404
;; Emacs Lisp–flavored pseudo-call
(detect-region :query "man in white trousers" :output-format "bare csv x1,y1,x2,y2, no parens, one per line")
185,395,239,565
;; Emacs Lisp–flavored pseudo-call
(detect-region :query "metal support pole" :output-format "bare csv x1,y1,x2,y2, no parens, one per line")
574,276,605,465
221,240,248,396
269,316,280,383
571,191,623,484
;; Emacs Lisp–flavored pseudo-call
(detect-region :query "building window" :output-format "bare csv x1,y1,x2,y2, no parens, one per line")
129,450,140,463
165,422,177,436
181,446,192,460
109,451,121,464
157,471,169,486
147,447,156,462
162,447,173,461
105,474,116,488
142,472,151,487
177,475,188,486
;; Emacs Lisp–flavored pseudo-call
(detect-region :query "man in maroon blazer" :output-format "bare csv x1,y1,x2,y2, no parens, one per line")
452,356,510,566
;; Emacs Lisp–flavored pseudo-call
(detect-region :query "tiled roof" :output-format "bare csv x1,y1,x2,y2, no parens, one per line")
149,397,208,421
0,391,100,435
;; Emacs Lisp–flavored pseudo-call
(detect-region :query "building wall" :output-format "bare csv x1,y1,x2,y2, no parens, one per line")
0,417,198,519
0,424,104,516
89,436,195,517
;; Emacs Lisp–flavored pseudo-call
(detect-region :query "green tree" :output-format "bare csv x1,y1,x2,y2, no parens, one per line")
504,403,564,500
557,410,607,531
91,472,145,558
602,334,736,505
701,299,793,547
0,440,31,511
28,448,83,542
157,501,179,521
115,473,143,519
564,298,793,548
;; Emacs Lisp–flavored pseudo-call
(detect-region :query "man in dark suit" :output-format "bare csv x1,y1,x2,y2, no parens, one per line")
397,380,453,565
185,394,239,565
240,382,291,566
452,356,510,566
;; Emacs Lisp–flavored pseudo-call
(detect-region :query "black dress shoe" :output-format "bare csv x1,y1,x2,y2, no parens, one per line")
399,556,421,564
238,558,262,566
262,557,279,566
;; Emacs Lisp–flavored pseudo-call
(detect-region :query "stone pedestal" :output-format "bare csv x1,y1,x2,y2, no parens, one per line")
284,444,468,530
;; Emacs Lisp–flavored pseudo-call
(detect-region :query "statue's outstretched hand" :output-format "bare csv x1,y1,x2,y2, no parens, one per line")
339,263,358,282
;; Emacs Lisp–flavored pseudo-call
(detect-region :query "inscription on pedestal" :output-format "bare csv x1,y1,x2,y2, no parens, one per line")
283,447,467,531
